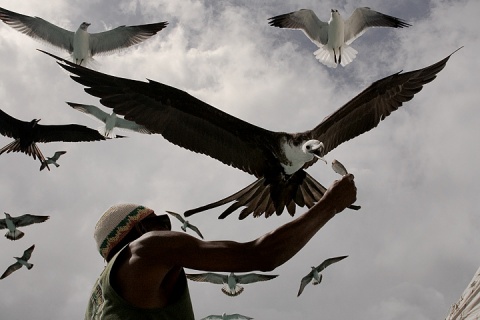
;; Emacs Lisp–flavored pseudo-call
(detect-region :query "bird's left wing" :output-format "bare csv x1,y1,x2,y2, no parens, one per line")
297,273,313,297
268,9,328,46
13,214,49,227
66,102,110,123
186,272,227,284
305,50,457,159
237,273,278,284
344,7,411,45
34,123,107,143
188,224,204,239
316,255,348,271
89,22,168,56
41,50,277,178
165,211,185,223
229,315,254,320
52,151,67,160
113,117,152,134
0,7,73,52
0,262,22,279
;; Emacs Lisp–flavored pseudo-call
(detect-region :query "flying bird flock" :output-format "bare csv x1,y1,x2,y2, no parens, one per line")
0,2,461,319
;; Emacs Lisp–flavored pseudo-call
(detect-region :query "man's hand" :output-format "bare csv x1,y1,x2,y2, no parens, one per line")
321,174,357,214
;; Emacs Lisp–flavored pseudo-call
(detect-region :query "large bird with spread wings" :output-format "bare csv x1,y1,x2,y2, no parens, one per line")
42,49,456,219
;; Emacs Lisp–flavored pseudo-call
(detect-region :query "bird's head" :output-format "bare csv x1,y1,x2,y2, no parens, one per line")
4,212,11,218
80,22,91,30
330,9,340,17
302,140,327,163
30,119,41,126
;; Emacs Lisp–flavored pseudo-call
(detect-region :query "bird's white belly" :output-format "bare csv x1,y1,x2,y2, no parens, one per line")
73,30,90,62
328,19,345,48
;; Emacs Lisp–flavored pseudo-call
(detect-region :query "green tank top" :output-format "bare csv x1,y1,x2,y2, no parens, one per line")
84,247,195,320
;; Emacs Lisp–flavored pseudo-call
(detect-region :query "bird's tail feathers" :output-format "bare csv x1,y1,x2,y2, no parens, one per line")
5,229,24,241
26,263,33,270
0,140,47,169
221,284,244,296
314,45,357,68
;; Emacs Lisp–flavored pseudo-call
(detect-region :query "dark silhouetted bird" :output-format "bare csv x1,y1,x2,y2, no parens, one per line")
0,109,106,170
0,6,167,66
0,244,35,279
41,49,456,219
0,212,49,240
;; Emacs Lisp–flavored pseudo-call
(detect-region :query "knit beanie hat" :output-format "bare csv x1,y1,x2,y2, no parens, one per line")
94,204,154,259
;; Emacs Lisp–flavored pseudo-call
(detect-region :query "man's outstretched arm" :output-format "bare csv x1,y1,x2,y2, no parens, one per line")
135,174,357,272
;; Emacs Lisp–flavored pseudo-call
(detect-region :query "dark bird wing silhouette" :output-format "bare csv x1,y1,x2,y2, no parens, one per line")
41,49,457,218
0,214,49,229
0,108,106,169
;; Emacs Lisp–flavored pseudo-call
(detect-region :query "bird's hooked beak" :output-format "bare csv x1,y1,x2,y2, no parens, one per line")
311,142,327,164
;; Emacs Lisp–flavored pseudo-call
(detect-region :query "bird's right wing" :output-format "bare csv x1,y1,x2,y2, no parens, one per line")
316,255,348,271
165,211,185,223
0,109,27,139
268,9,328,46
35,123,106,143
66,102,110,123
113,117,152,134
13,214,49,227
22,244,35,260
186,273,227,284
52,151,67,160
188,224,204,239
0,7,73,52
42,51,278,178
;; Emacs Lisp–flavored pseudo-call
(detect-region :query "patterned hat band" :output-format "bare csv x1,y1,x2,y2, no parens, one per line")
94,204,154,259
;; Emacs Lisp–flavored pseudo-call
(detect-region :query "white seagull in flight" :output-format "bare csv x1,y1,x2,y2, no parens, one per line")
186,272,278,296
297,255,348,297
0,6,167,66
165,211,204,239
40,151,66,171
67,102,152,138
201,313,253,320
269,7,411,68
0,212,49,240
0,244,35,279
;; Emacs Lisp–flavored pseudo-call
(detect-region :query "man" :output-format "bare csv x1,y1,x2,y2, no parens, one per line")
86,174,357,319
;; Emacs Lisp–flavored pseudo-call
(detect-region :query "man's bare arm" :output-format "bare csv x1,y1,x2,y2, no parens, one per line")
134,174,357,272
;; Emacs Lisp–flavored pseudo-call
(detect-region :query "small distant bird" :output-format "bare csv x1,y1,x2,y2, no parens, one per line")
186,272,278,296
297,255,348,297
40,151,66,171
67,102,152,138
165,211,204,239
268,7,411,67
331,159,348,176
42,49,456,219
0,6,167,66
0,109,106,170
201,313,253,320
0,244,35,279
0,212,49,240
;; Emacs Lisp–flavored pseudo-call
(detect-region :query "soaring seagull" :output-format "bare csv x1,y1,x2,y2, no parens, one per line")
0,244,35,279
0,108,107,170
67,102,152,138
0,212,49,241
186,272,278,296
40,150,67,171
297,255,348,297
41,49,456,219
166,211,204,239
200,313,253,320
0,6,167,66
268,7,411,68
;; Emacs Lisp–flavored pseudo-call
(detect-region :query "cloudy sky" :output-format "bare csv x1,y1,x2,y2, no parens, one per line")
0,0,478,319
